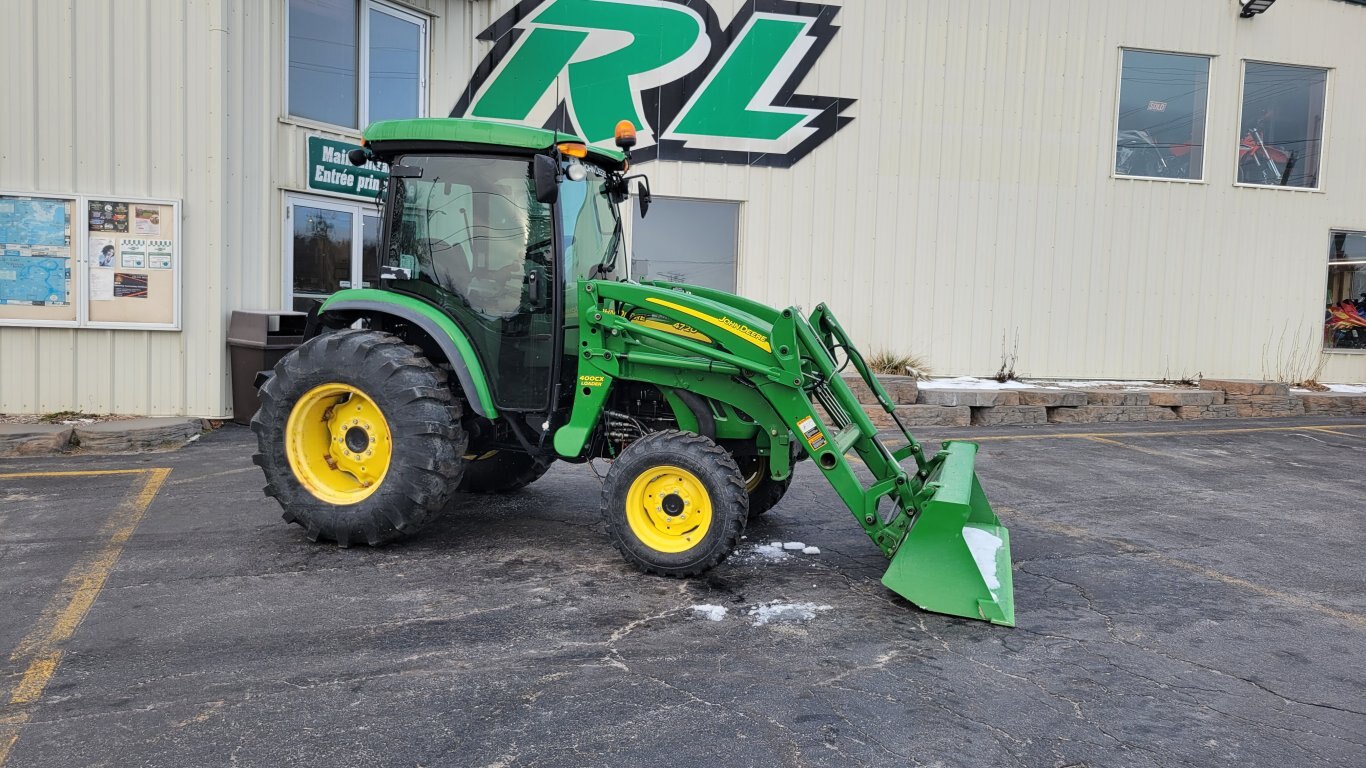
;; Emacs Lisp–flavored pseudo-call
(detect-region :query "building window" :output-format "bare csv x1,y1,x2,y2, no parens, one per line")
285,194,381,311
1238,62,1327,189
1115,50,1209,181
1326,231,1366,350
287,0,427,130
631,198,740,293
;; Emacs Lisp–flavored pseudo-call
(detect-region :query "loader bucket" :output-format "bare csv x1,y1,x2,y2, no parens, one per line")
881,441,1015,626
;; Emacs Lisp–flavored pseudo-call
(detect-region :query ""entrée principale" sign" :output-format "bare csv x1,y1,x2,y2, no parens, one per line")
306,136,390,199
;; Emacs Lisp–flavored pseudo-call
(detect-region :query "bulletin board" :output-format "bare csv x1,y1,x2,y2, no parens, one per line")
0,191,180,330
0,193,78,325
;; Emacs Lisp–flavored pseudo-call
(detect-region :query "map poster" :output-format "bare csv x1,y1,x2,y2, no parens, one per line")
0,196,70,248
88,200,129,233
134,206,161,235
146,239,173,269
113,272,148,298
120,238,146,269
0,253,70,306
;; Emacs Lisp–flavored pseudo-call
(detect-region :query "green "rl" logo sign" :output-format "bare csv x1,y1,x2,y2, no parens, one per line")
454,0,853,167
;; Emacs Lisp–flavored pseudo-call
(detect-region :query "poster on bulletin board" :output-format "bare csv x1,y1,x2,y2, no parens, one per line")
0,192,180,329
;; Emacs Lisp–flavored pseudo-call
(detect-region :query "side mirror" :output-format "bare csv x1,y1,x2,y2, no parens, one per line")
348,148,372,167
636,180,652,219
534,154,559,204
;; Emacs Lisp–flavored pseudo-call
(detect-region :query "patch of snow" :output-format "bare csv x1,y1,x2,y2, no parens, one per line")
962,527,1004,593
691,605,728,622
918,376,1038,390
1323,383,1366,394
802,546,821,555
60,418,97,425
748,602,833,626
1046,379,1159,389
735,542,790,563
782,541,806,551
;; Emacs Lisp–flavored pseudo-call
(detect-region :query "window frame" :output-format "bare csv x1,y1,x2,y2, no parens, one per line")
1325,228,1366,354
281,192,383,310
284,0,430,132
1233,59,1332,193
1111,47,1214,185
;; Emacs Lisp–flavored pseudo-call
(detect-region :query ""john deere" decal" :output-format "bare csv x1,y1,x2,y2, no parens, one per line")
453,0,853,168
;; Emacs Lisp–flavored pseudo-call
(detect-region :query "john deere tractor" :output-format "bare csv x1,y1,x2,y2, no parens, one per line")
252,117,1015,625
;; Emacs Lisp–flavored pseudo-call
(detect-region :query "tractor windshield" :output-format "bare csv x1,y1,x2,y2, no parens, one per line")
557,159,623,283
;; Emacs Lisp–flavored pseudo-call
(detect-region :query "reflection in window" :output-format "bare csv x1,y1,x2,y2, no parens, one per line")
1238,63,1328,189
367,7,422,124
1326,232,1366,350
292,206,354,299
1115,50,1209,181
288,0,358,127
631,198,740,293
288,0,425,129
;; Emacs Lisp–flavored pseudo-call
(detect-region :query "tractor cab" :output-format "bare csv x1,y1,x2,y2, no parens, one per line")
348,118,645,421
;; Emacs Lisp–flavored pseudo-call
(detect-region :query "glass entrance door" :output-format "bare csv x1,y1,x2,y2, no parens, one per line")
286,194,381,311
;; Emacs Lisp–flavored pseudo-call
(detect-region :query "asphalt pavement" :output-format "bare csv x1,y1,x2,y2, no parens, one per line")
1,417,1364,767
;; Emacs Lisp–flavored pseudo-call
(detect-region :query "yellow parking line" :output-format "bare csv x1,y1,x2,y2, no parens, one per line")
0,469,150,480
0,468,171,766
1306,427,1366,440
1017,513,1366,630
1082,435,1216,465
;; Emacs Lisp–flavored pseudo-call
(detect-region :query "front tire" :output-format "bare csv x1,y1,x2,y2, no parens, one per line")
251,329,466,546
602,431,748,577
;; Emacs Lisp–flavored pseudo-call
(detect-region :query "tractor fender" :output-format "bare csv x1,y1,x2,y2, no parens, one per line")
318,297,498,420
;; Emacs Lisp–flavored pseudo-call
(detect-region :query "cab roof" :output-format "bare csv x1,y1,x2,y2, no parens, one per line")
363,117,627,170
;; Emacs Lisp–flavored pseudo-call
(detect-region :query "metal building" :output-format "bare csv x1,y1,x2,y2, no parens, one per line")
1,0,1363,418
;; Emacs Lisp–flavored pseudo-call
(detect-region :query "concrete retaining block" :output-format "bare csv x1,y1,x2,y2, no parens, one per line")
1016,389,1088,407
1175,405,1241,420
918,389,1021,407
868,405,971,428
73,418,202,453
971,406,1048,426
842,374,919,406
1298,393,1366,416
1201,379,1290,397
0,424,74,456
1147,391,1217,407
1222,394,1305,418
1047,406,1179,424
1082,390,1151,406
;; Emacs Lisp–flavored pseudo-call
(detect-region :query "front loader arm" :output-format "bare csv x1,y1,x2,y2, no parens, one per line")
556,279,1015,626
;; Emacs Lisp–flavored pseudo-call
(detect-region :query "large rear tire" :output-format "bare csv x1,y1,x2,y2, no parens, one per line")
602,430,748,577
251,329,466,546
457,450,551,493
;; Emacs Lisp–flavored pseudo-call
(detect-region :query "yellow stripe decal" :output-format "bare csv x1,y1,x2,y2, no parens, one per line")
645,297,772,353
631,316,713,344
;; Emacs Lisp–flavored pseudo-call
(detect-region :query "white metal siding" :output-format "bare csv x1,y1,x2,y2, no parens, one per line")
1,0,1362,418
471,0,1366,383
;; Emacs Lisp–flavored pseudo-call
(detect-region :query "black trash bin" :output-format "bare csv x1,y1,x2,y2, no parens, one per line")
227,310,308,425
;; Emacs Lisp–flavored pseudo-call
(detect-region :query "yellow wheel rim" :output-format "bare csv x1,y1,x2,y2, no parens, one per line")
624,465,713,554
285,383,392,505
740,457,765,493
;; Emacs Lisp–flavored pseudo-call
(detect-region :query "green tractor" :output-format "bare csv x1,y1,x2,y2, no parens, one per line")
252,117,1015,626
